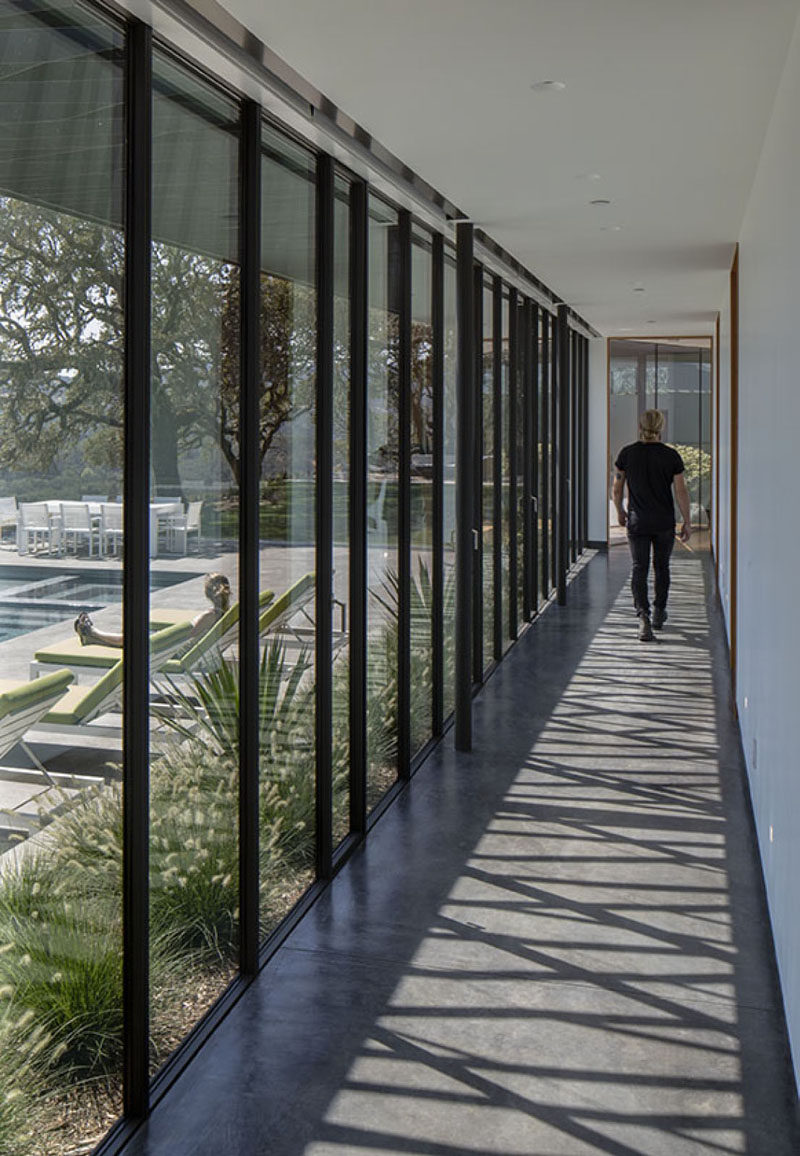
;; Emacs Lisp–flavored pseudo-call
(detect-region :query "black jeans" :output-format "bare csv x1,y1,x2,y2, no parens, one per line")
627,529,675,617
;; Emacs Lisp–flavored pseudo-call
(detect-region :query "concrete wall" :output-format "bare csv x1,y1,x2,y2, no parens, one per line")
588,338,608,544
719,6,800,1090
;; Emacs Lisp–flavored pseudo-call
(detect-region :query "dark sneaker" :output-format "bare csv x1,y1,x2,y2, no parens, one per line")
638,614,654,642
652,608,667,630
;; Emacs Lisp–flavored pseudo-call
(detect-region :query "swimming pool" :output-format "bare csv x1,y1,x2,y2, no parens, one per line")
0,567,196,643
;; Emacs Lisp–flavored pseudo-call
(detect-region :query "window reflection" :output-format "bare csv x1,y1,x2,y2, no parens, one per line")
149,54,241,1074
258,127,317,936
366,196,400,810
410,236,434,755
0,2,125,1149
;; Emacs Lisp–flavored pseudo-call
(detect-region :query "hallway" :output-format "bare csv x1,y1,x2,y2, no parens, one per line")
126,548,799,1156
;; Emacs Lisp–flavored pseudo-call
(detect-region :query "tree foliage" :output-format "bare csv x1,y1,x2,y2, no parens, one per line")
0,197,315,496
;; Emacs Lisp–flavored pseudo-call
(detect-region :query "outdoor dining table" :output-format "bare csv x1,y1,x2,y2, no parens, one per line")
41,500,182,557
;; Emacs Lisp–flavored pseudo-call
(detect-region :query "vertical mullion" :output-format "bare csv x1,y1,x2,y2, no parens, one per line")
349,180,368,834
540,313,549,598
455,221,474,752
492,279,502,662
397,210,412,779
508,287,518,640
123,19,151,1118
315,153,334,872
239,100,261,974
530,303,539,612
471,266,483,685
557,305,569,605
431,234,444,737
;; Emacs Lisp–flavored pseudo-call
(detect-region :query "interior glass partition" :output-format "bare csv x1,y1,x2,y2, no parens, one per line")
148,51,242,1073
608,338,713,540
0,3,125,1148
366,195,400,810
410,234,434,755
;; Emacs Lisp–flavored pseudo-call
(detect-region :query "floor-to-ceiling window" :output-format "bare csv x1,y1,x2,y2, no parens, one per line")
481,278,495,672
442,249,457,720
366,195,400,810
501,292,512,652
0,3,125,1150
257,125,317,935
332,172,352,848
410,231,434,756
148,50,242,1070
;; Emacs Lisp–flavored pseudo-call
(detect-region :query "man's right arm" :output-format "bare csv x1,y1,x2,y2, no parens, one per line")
611,469,627,527
673,472,692,541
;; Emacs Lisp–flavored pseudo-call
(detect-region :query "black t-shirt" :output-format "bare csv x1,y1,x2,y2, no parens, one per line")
615,441,685,534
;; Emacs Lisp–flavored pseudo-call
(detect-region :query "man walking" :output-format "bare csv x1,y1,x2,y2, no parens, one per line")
612,409,692,641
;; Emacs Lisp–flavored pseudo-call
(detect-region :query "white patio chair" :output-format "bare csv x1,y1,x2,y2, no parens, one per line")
100,502,124,556
165,500,203,554
0,496,17,544
17,502,53,555
60,502,97,556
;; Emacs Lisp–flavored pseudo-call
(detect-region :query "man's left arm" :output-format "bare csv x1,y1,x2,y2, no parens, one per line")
612,469,627,527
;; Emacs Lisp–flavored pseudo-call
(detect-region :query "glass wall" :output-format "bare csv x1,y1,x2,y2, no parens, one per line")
442,251,457,720
481,279,495,669
516,300,527,626
608,338,713,533
148,51,241,1071
0,2,125,1150
410,235,434,755
332,174,351,848
501,294,512,651
366,195,400,810
0,4,594,1147
256,126,317,932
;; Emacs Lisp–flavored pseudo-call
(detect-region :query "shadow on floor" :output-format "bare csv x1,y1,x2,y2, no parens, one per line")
125,550,799,1156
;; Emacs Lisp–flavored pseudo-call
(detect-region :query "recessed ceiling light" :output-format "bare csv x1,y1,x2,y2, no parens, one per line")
590,198,611,206
530,80,566,92
633,286,645,292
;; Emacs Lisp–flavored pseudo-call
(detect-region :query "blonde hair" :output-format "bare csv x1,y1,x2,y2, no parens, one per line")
639,409,665,442
204,572,231,610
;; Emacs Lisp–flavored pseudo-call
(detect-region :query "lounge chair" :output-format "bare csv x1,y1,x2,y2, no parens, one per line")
0,668,75,785
30,589,274,679
29,622,193,740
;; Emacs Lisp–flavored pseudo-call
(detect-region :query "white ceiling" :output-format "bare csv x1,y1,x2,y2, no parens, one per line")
220,0,800,335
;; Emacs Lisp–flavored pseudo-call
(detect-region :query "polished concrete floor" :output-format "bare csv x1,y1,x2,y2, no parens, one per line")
125,547,800,1156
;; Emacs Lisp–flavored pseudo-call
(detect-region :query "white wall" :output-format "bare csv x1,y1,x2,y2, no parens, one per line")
588,338,608,544
721,4,800,1090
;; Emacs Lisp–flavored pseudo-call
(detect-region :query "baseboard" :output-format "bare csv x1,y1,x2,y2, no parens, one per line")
587,539,608,551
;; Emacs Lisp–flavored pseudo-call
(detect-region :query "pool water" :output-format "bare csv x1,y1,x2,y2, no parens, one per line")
0,567,193,644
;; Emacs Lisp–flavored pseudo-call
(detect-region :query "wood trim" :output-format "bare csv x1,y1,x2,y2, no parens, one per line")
729,246,739,693
713,313,720,578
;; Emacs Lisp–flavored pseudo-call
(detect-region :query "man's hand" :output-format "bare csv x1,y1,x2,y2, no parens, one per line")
617,508,627,528
679,521,692,542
